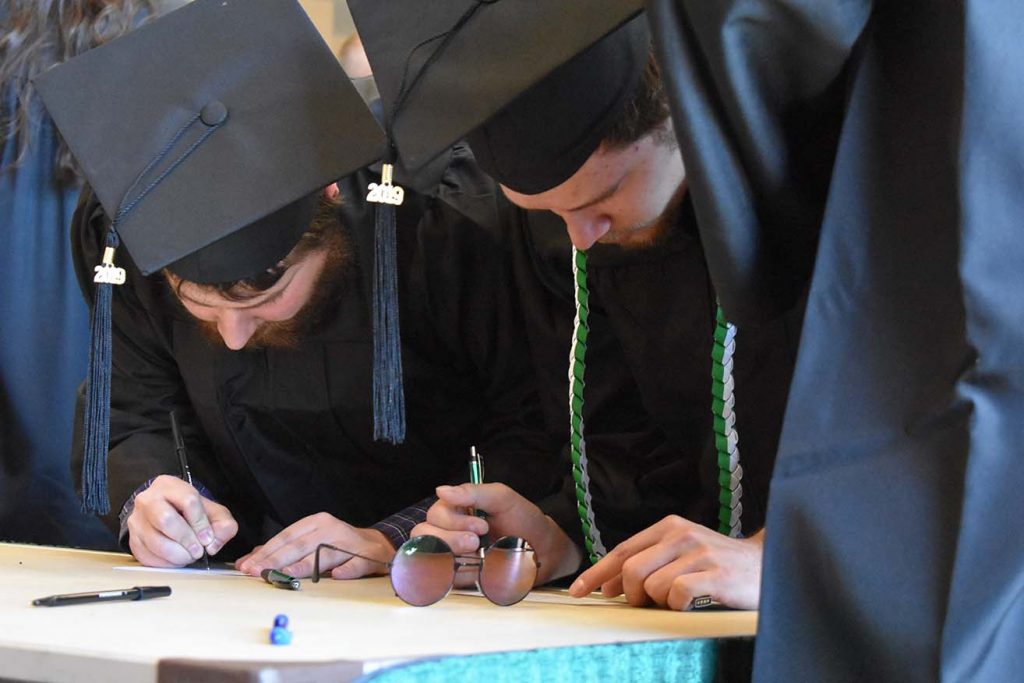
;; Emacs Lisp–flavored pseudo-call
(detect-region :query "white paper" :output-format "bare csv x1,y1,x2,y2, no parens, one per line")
452,587,628,607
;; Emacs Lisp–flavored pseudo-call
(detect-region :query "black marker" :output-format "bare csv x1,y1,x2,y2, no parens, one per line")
32,586,172,607
171,410,210,570
261,568,301,590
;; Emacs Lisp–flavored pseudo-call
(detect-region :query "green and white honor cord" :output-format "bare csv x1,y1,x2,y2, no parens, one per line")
569,248,607,563
569,248,744,565
712,308,743,538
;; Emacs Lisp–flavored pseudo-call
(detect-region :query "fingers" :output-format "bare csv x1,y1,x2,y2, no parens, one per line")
578,517,764,610
434,482,520,515
410,521,481,556
599,574,624,599
129,476,212,566
633,550,713,607
128,527,184,568
665,570,717,611
424,499,489,536
200,499,237,554
238,514,395,581
236,514,328,576
570,548,630,598
620,541,703,607
570,515,699,600
330,557,387,580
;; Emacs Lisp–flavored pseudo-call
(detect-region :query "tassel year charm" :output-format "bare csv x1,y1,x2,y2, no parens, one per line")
366,163,404,206
93,246,126,285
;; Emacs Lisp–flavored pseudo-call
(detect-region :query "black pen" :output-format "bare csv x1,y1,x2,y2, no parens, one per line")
32,586,171,607
170,410,211,570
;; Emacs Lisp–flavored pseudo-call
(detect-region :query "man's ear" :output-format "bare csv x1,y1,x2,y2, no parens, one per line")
323,183,340,201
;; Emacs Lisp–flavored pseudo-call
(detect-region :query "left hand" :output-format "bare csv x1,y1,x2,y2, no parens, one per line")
568,516,764,610
235,512,394,580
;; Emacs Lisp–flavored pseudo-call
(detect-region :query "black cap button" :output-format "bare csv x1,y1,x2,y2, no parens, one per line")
200,101,228,126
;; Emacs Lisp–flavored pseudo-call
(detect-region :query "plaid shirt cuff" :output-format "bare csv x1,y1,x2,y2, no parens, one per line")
371,495,437,549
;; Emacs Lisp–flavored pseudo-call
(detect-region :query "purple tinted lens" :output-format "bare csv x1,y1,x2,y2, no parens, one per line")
479,536,537,606
390,535,455,606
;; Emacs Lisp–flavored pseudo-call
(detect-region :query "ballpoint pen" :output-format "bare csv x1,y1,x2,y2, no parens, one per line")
467,446,491,554
468,446,485,518
170,410,210,570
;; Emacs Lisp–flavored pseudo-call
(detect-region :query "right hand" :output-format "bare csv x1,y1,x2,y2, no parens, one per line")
126,474,238,567
411,483,583,586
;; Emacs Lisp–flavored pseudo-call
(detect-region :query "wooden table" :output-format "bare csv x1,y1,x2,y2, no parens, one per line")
0,544,756,682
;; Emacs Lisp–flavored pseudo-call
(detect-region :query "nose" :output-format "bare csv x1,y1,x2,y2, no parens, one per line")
217,309,259,350
563,213,612,251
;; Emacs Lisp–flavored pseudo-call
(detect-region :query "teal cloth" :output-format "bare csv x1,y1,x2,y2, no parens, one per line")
357,638,716,683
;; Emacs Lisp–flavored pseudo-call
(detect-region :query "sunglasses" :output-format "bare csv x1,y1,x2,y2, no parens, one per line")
312,535,539,606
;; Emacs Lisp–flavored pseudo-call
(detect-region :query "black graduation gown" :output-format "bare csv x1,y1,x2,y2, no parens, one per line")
69,163,564,557
512,195,800,553
648,1,1024,679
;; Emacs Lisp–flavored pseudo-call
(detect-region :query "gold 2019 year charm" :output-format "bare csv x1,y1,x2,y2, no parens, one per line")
93,246,126,285
366,163,404,206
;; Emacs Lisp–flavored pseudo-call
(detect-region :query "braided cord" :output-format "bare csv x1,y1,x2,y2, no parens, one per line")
712,307,743,537
569,247,606,563
567,250,744,553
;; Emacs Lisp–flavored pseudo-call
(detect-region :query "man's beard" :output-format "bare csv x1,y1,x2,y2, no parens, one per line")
196,227,350,350
600,179,688,250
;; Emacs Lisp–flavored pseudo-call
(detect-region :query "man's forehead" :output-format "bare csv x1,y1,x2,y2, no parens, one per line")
500,152,630,213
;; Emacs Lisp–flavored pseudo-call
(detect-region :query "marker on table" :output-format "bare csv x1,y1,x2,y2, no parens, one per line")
170,410,210,570
32,586,171,607
261,569,301,591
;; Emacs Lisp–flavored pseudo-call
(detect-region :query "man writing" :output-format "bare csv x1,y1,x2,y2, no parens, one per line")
349,2,800,610
39,0,562,579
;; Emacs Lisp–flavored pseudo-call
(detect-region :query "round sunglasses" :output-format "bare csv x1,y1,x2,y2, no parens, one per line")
312,534,539,606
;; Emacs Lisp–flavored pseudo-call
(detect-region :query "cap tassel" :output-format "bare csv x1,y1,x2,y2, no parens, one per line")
75,110,226,514
368,162,406,443
81,230,126,514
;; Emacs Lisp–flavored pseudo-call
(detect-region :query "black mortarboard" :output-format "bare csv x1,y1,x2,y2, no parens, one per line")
34,0,385,514
347,0,646,193
36,0,383,284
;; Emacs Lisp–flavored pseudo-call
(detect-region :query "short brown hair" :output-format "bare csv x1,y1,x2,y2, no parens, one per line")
602,52,674,149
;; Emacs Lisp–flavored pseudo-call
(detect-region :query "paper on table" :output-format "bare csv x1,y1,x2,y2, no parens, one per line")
113,564,245,576
452,587,628,607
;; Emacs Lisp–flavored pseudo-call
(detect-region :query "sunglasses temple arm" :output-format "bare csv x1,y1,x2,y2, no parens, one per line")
312,543,393,583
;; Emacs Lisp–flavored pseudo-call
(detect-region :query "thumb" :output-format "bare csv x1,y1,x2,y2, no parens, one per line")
201,499,238,548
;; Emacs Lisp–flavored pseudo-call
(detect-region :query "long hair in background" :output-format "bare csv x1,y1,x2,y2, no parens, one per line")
1,0,154,183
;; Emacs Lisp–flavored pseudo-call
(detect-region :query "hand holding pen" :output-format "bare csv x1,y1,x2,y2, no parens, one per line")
171,411,211,570
120,415,238,569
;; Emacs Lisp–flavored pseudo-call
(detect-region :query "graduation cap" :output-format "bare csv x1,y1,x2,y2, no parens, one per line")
346,0,647,194
33,0,391,515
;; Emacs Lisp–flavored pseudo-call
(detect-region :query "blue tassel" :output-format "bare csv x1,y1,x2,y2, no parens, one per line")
80,229,122,515
371,195,406,444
